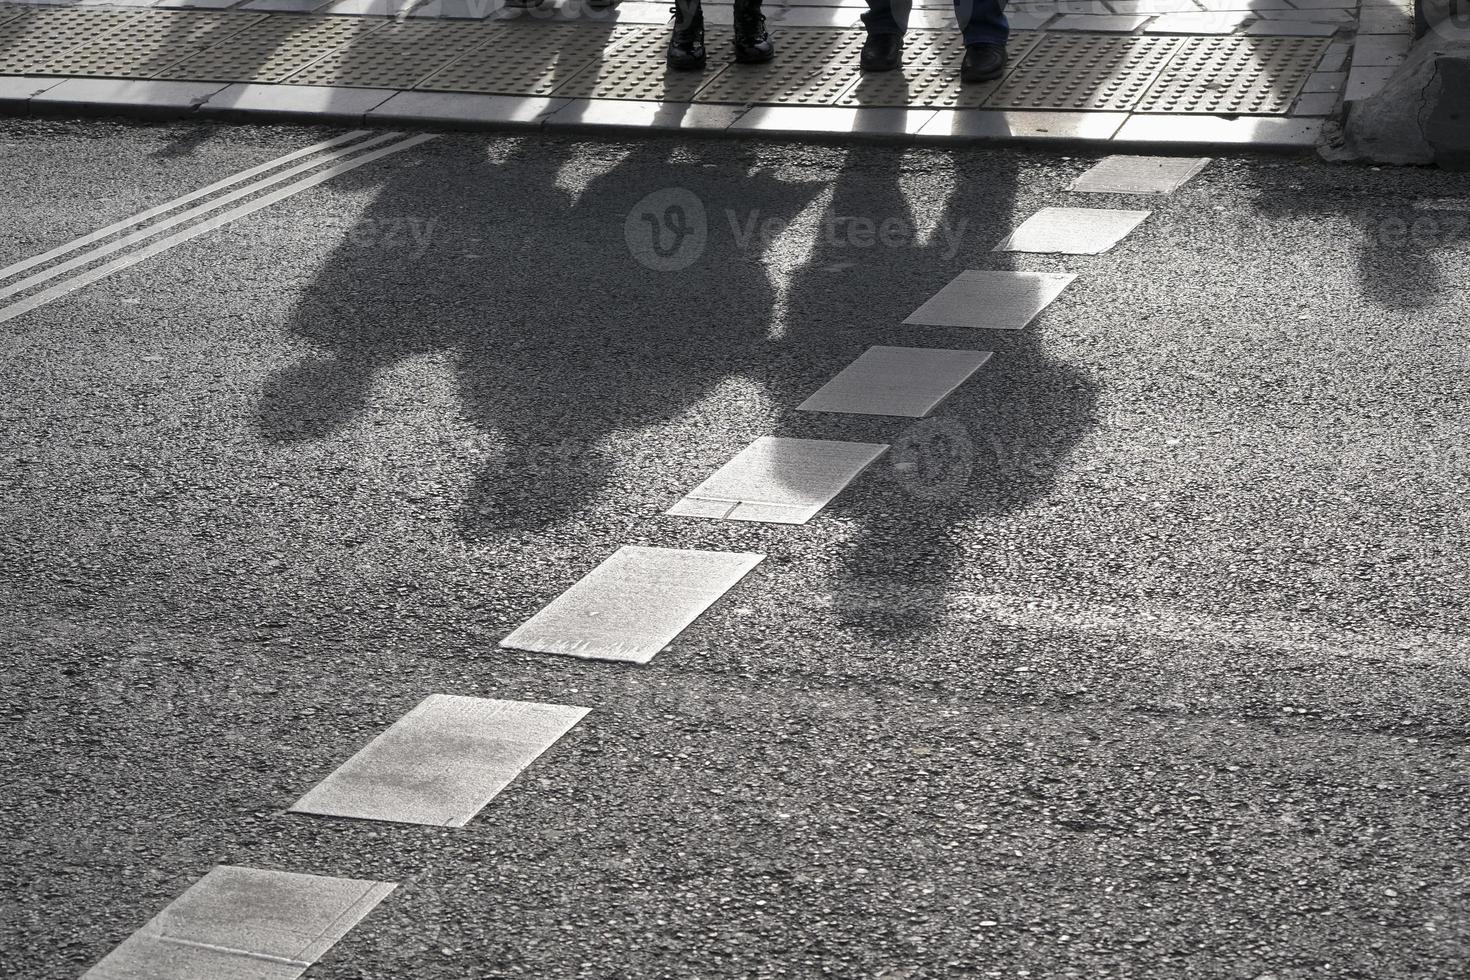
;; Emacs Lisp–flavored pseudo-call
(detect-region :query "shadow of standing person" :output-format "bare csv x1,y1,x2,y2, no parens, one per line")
255,133,830,536
777,143,1100,633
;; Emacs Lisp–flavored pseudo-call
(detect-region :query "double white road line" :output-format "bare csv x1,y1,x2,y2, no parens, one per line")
0,129,435,326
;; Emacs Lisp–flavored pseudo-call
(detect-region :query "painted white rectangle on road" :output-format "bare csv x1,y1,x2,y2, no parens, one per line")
904,270,1075,330
500,546,763,664
289,695,588,827
1069,155,1211,195
993,207,1151,254
82,866,394,980
798,345,992,418
668,436,887,524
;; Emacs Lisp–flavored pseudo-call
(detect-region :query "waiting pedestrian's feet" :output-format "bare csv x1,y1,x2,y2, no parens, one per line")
859,32,903,72
667,8,707,69
733,2,775,63
960,42,1006,83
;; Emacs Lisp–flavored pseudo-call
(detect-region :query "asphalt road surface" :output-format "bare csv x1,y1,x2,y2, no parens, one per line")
2,117,1469,980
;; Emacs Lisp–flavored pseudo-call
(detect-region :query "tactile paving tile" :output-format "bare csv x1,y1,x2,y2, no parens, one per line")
0,6,29,29
152,14,386,82
837,30,1038,108
0,7,143,74
693,27,864,105
1136,34,1328,114
982,32,1182,111
283,19,492,88
551,22,734,101
34,10,265,79
416,22,634,95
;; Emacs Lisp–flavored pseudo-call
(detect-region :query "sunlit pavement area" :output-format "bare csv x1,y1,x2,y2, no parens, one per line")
0,0,1417,146
2,112,1469,978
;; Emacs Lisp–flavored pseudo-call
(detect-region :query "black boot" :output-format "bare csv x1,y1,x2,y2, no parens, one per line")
733,0,775,63
960,42,1006,83
860,32,903,72
667,6,706,70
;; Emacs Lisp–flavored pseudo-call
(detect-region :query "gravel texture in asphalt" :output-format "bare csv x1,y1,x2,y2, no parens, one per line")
2,117,1469,979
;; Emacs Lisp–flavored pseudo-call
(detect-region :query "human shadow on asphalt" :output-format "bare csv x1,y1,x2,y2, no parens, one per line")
255,135,831,533
255,134,1098,634
775,144,1099,631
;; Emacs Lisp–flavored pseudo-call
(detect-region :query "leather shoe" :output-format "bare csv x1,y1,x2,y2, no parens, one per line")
960,42,1006,83
860,32,903,72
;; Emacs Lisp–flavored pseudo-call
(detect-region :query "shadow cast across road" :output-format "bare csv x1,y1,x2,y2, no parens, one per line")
255,133,1099,633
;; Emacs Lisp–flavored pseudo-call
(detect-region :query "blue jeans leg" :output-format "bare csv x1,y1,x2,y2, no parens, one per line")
955,0,1008,45
861,0,911,36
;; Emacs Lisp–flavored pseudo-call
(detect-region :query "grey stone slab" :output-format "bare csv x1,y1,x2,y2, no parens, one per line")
544,98,746,132
1302,70,1345,92
1192,0,1291,8
797,345,993,418
200,83,397,119
151,0,244,8
1243,18,1339,34
1049,12,1152,29
82,866,394,980
917,109,1127,140
321,0,415,12
1069,154,1210,194
1316,39,1350,71
290,695,588,826
500,546,763,664
367,91,569,125
405,0,508,15
1344,65,1395,102
1112,112,1323,146
1143,11,1251,32
1286,0,1355,8
668,436,888,524
0,75,62,105
1356,5,1410,31
1107,0,1198,12
31,79,230,113
239,0,329,10
1291,91,1339,115
1007,11,1054,28
994,205,1150,254
728,105,937,136
1255,6,1351,18
1352,32,1411,68
904,269,1076,330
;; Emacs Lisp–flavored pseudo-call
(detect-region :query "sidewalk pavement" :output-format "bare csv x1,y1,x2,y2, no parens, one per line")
0,0,1415,148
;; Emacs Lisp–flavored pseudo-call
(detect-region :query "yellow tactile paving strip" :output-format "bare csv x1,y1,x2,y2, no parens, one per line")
0,5,1330,114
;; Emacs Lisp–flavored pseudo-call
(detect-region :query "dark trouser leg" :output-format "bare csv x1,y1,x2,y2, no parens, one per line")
861,0,912,35
672,0,701,31
955,0,1008,44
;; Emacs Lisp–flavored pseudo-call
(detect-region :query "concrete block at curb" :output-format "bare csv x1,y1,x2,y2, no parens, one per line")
367,91,570,127
1114,114,1324,148
0,76,61,109
30,79,231,116
199,83,397,122
731,105,938,138
542,98,746,132
918,109,1127,142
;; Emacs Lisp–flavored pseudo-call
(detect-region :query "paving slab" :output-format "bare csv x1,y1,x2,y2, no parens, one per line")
500,546,764,664
82,866,395,980
1068,153,1210,193
1112,112,1323,146
544,98,747,131
290,695,589,826
1049,13,1152,30
368,90,569,125
667,436,889,524
1351,32,1411,68
729,105,937,136
797,345,993,417
1243,18,1339,34
994,205,1151,253
1143,11,1252,33
30,78,229,114
903,269,1076,330
199,82,397,119
917,109,1127,141
0,75,62,105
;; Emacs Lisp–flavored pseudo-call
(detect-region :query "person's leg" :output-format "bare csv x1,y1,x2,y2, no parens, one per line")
860,0,909,37
668,0,706,69
955,0,1008,45
733,0,775,63
860,0,909,70
956,0,1008,81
